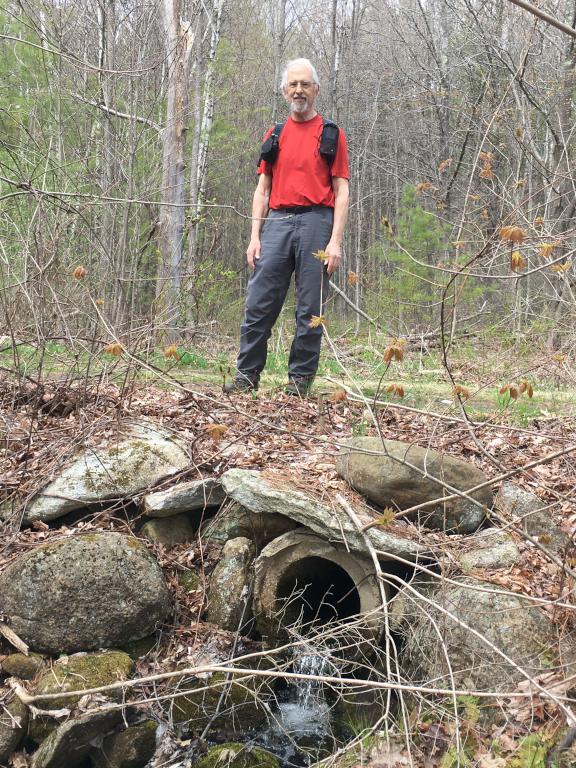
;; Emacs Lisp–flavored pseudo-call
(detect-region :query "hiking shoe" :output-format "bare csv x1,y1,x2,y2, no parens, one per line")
223,373,259,394
284,376,314,396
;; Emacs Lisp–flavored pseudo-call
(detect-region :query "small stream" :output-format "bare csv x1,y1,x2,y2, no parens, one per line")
252,649,342,766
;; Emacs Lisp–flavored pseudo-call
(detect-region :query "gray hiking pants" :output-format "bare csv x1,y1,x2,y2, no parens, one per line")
237,206,334,380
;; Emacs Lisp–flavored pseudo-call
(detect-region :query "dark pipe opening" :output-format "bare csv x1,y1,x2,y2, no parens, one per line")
275,556,361,630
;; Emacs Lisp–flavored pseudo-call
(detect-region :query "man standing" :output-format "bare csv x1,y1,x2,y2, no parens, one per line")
224,58,350,396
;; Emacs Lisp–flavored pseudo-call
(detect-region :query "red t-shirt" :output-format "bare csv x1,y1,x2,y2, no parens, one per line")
257,114,349,209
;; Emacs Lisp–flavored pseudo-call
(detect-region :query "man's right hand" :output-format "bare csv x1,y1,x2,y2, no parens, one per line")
246,238,261,270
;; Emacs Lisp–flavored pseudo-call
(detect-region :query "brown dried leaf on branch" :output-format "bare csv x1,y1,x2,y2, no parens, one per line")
386,383,405,398
438,157,452,173
164,344,180,361
383,338,406,363
511,250,526,271
205,423,228,442
72,266,87,279
500,226,525,244
330,389,348,403
104,342,123,356
347,271,359,286
453,384,470,400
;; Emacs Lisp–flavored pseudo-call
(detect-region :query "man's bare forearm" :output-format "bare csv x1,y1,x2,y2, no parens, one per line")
329,178,349,246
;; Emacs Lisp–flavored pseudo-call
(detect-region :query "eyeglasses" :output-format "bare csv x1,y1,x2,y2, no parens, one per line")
286,80,315,91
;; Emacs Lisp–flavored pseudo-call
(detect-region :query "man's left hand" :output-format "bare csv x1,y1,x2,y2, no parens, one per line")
325,241,342,276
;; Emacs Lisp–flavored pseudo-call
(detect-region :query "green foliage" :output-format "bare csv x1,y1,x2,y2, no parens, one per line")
507,733,550,768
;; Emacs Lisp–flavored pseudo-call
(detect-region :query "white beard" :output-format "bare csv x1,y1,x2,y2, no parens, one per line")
290,97,308,114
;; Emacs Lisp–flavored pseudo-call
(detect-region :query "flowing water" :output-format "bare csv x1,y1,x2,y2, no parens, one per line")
254,649,341,766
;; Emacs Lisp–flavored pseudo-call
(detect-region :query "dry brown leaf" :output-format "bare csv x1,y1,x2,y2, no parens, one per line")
308,315,326,328
347,271,359,286
438,157,452,173
511,250,526,271
72,265,86,279
164,344,180,361
104,342,123,356
205,424,228,442
330,389,348,403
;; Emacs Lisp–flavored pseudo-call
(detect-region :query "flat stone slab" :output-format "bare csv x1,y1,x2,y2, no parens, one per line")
220,469,425,560
457,528,520,570
23,420,189,524
142,478,225,518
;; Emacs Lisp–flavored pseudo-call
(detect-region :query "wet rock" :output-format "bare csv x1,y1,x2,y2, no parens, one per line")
140,515,195,546
30,708,122,768
142,478,225,518
1,652,45,680
457,528,520,570
90,720,157,768
0,690,28,764
23,421,189,524
336,437,492,533
497,482,571,554
201,502,297,550
220,469,425,559
206,538,255,632
0,532,171,653
195,743,279,768
167,670,270,735
398,576,575,693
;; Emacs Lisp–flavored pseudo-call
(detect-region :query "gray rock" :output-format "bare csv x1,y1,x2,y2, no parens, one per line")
457,528,520,570
142,478,225,518
90,720,157,768
201,502,297,550
0,532,171,653
31,708,122,768
220,469,425,560
497,482,571,554
1,652,45,680
140,515,196,546
0,690,28,764
206,537,255,631
23,420,189,524
398,576,575,693
336,437,492,533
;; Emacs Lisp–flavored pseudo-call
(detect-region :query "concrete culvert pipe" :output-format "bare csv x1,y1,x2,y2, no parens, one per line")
253,530,388,645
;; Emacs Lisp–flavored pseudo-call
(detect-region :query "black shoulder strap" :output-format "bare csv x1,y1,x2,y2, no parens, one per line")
258,122,285,167
320,118,339,167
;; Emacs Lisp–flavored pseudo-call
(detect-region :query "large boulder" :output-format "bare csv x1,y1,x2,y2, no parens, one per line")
0,690,28,764
220,469,425,560
0,532,171,653
205,537,255,632
142,478,225,518
497,482,571,555
23,420,189,524
396,576,575,694
336,437,492,533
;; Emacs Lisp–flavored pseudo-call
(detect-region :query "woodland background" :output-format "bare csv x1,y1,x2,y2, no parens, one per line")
2,0,576,357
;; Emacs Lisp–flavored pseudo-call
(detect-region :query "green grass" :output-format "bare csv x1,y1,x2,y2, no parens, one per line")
1,337,574,425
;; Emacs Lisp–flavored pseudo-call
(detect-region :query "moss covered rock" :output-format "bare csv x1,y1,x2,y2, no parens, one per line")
177,570,202,592
167,670,270,735
140,515,195,546
0,532,171,653
1,652,45,679
29,651,133,743
196,743,279,768
0,690,28,764
34,650,134,709
205,537,254,632
90,720,157,768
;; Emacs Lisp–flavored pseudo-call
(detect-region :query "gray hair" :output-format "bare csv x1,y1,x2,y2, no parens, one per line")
280,58,320,90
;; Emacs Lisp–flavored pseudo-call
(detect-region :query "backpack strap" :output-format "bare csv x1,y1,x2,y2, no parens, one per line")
258,122,285,167
319,118,339,167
